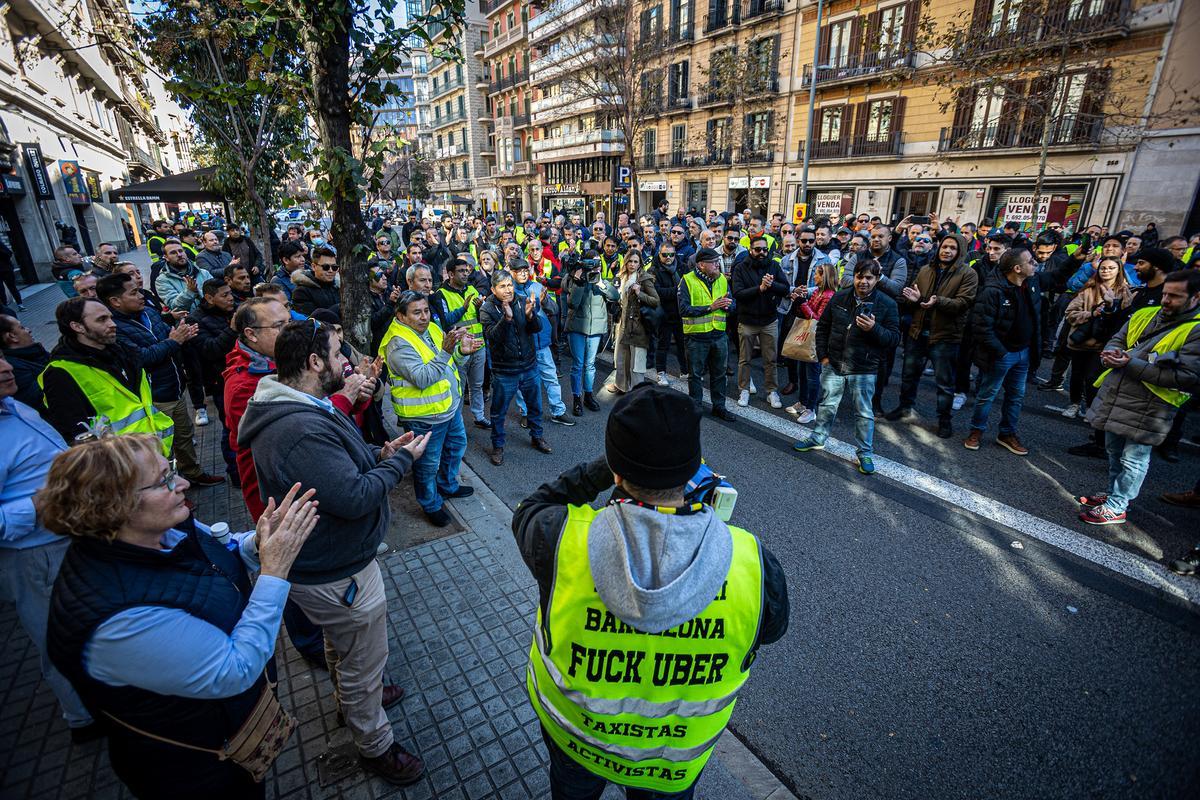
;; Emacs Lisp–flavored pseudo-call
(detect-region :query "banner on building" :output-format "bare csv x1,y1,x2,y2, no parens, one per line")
812,191,853,219
639,181,667,191
1002,194,1050,225
20,143,53,200
58,161,91,205
84,171,104,203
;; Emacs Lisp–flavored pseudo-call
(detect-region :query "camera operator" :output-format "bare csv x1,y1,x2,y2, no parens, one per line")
562,250,619,416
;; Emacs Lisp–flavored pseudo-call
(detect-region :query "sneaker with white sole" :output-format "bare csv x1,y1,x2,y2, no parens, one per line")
1078,504,1126,526
952,393,966,411
797,409,816,424
749,380,757,395
767,391,782,409
737,390,750,407
194,408,209,426
1061,403,1079,418
785,402,806,415
656,371,669,386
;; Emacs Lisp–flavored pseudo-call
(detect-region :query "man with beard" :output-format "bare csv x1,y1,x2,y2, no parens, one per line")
0,314,50,408
888,234,978,438
239,320,431,785
88,242,120,278
224,264,254,304
731,236,789,409
223,223,262,277
155,240,213,314
190,279,240,481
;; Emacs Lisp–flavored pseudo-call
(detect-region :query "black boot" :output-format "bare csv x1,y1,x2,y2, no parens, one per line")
583,392,600,411
573,396,583,417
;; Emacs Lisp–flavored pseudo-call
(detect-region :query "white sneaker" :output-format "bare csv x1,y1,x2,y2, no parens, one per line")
767,391,782,409
797,409,816,424
679,372,689,379
923,366,934,376
952,392,966,411
1061,403,1079,418
1077,404,1088,418
737,390,750,407
194,408,209,426
749,380,757,395
376,542,389,556
785,402,806,416
656,371,669,386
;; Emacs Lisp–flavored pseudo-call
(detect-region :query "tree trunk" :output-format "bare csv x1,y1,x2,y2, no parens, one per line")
1032,39,1072,233
304,11,373,353
245,178,273,278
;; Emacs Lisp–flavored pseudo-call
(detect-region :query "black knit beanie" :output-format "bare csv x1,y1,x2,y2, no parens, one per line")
605,384,702,489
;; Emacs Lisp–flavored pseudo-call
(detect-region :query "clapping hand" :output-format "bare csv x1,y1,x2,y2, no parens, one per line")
256,483,319,579
1100,348,1130,368
389,285,402,303
380,430,431,461
524,294,537,318
169,322,199,343
759,274,774,292
902,286,921,303
458,334,482,355
336,373,369,404
502,300,513,321
920,294,938,309
354,356,381,382
185,276,198,293
712,296,732,310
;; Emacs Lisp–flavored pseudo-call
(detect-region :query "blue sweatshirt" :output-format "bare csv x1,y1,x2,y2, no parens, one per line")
1,397,68,550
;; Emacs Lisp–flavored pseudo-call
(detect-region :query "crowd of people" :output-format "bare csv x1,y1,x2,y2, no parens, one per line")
0,198,1196,799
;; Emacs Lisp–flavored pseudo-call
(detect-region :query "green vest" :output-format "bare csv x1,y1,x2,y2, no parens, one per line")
559,239,583,257
378,320,459,419
1093,306,1200,407
527,504,764,793
681,272,729,335
600,253,623,281
438,284,484,340
147,234,165,263
38,360,174,453
739,233,776,253
182,243,199,259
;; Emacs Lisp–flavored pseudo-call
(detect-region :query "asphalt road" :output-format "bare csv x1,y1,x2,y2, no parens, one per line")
463,347,1200,800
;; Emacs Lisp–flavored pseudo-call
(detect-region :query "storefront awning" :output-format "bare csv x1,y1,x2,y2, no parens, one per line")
108,167,224,203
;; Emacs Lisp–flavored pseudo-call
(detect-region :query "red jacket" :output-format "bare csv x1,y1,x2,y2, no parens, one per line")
222,341,275,521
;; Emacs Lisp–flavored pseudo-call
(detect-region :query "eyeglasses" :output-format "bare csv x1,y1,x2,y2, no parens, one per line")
249,320,288,331
138,460,179,492
750,247,767,253
799,238,815,244
916,238,932,244
660,251,675,257
317,263,339,272
671,230,685,236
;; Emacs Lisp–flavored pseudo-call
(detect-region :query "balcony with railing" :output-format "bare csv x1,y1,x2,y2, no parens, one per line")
664,95,694,114
531,35,620,81
742,0,784,22
482,0,515,17
491,160,536,178
745,74,780,97
699,86,734,108
430,74,466,100
704,2,741,34
735,147,775,164
531,128,625,159
430,108,468,129
532,93,617,126
802,50,913,88
799,132,905,160
435,143,468,159
125,144,163,176
528,0,619,44
643,149,734,170
484,20,527,59
938,115,1103,153
971,0,1132,54
489,68,530,94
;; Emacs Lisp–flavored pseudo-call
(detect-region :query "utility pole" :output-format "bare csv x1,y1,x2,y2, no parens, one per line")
800,0,825,217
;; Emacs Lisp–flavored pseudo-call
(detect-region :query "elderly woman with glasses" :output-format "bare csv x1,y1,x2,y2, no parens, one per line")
43,434,318,799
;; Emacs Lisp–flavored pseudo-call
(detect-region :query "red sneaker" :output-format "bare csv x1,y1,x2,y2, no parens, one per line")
1079,505,1126,526
1076,493,1108,508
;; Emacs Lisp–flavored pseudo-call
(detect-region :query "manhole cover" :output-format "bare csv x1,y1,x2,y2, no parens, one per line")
314,742,360,787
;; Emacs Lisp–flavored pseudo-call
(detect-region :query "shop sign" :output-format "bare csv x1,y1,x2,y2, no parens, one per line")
729,176,771,190
812,191,851,219
791,203,807,224
1003,194,1054,225
543,183,581,196
639,181,667,191
612,164,632,191
20,143,52,200
59,160,91,205
84,171,103,202
1,173,25,197
750,176,770,189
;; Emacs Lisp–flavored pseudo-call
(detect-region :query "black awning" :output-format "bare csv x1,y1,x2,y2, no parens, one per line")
108,167,224,203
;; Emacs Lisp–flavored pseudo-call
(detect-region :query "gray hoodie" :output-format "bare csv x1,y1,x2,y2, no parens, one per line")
238,375,412,585
588,503,733,634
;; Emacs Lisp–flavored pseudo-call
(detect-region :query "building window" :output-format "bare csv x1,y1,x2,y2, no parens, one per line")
642,128,657,168
669,61,689,101
707,116,731,156
877,3,907,56
818,106,844,142
968,86,1006,146
671,123,686,154
985,0,1024,35
865,99,893,141
463,161,469,179
747,111,772,151
826,19,853,68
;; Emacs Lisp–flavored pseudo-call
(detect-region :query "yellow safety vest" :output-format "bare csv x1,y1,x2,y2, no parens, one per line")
1093,306,1200,407
527,504,764,793
600,253,623,281
38,360,174,453
147,234,165,263
558,240,583,257
438,284,484,341
739,233,776,253
378,320,460,419
681,272,729,335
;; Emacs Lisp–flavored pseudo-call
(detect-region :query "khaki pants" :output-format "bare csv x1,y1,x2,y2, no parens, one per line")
287,560,393,758
155,398,202,478
738,322,778,392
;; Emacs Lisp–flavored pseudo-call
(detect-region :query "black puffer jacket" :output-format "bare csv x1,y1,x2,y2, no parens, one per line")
480,296,542,374
971,275,1042,370
815,287,901,375
112,308,185,402
291,271,341,316
650,256,686,318
188,301,237,390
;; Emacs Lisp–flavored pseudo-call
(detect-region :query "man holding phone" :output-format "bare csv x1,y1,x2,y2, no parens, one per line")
793,259,900,475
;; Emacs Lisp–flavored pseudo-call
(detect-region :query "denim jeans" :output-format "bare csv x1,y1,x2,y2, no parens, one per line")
458,348,487,422
810,364,876,457
1104,431,1154,514
686,336,728,410
898,337,959,420
407,412,467,513
517,346,567,418
969,348,1029,435
491,366,544,449
568,332,602,397
540,726,699,800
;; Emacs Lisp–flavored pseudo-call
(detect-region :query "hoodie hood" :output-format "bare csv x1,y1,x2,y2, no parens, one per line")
236,374,328,449
942,233,971,272
587,503,732,634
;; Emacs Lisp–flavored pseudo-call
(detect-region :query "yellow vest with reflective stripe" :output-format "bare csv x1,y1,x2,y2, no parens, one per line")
438,284,483,339
559,239,583,257
378,320,459,419
681,272,728,335
1093,306,1200,407
38,360,174,453
527,504,764,793
600,253,623,281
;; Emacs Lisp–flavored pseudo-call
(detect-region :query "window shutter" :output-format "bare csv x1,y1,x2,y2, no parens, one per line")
860,12,879,68
1078,66,1111,141
682,60,690,95
849,15,865,67
901,1,919,51
969,0,992,36
891,95,907,143
818,23,831,66
853,101,870,146
771,33,782,82
951,86,976,140
766,110,775,144
1017,77,1052,147
641,10,651,43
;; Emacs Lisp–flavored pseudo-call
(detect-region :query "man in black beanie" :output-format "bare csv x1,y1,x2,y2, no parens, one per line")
512,384,789,798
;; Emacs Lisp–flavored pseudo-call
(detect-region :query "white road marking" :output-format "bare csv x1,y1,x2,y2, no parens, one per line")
657,373,1200,609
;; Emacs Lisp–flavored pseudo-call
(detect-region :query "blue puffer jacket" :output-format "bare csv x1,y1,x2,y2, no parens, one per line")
112,307,185,402
514,280,557,351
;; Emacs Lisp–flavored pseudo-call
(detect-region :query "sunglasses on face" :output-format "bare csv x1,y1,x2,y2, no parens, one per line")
750,246,767,253
317,263,339,272
799,238,815,244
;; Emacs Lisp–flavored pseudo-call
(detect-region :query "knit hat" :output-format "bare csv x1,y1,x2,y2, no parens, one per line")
1134,247,1174,272
605,384,702,490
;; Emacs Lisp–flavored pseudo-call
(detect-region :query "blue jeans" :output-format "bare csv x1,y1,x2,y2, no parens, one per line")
540,726,698,800
1104,431,1153,514
568,332,602,397
491,366,544,449
969,348,1029,435
898,338,959,420
518,345,567,418
686,336,728,410
810,365,876,457
407,412,467,513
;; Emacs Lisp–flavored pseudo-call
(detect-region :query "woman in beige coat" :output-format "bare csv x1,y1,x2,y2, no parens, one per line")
608,250,660,393
1062,256,1133,418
